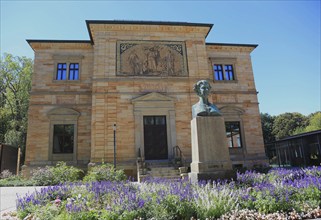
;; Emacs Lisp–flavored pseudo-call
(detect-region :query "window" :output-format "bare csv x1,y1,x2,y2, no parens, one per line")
213,64,235,81
225,121,242,148
68,63,79,80
53,124,74,153
224,65,234,80
214,64,224,80
56,63,79,80
56,63,67,80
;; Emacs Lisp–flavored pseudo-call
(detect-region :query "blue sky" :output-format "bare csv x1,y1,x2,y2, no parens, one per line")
1,1,320,116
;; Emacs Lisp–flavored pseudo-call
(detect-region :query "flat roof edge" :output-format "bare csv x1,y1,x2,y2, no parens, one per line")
86,20,213,44
85,20,213,28
268,129,321,143
206,43,258,48
26,39,92,44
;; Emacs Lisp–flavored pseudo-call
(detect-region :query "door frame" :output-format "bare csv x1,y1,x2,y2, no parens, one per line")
132,92,176,160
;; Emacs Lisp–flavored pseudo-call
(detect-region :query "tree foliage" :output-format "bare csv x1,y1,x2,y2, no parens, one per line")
304,112,321,132
0,53,33,154
260,113,276,144
272,112,308,140
261,111,321,143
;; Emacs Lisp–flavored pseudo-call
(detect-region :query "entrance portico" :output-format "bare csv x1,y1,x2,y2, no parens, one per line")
132,92,177,161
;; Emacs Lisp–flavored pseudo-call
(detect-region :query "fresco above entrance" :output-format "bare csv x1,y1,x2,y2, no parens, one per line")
116,41,188,77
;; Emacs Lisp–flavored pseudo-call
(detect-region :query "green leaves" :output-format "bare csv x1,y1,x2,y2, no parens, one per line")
261,111,320,142
0,53,33,159
272,112,308,140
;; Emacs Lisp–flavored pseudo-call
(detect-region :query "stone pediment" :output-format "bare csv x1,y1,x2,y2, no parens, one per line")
131,92,175,103
47,107,80,120
219,106,245,116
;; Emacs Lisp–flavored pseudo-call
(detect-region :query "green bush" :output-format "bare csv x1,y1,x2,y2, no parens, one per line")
0,169,35,186
0,169,13,179
0,175,35,186
31,162,83,185
83,163,127,182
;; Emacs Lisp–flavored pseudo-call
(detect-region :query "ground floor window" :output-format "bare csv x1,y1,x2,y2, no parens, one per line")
53,124,74,153
225,121,242,148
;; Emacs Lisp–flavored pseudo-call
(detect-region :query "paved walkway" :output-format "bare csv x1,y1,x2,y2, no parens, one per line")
0,186,43,216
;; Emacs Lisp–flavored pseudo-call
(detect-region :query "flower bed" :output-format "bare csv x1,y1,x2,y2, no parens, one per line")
15,166,321,219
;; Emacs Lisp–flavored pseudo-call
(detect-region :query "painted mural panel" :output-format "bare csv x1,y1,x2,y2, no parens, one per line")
117,41,188,77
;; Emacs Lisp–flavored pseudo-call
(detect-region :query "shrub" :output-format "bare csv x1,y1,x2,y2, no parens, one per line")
83,163,127,182
51,161,83,183
31,162,83,185
0,169,13,179
31,166,54,186
0,170,35,186
0,175,35,186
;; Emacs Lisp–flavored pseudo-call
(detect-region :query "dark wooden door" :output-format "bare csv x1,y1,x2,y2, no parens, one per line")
143,116,168,160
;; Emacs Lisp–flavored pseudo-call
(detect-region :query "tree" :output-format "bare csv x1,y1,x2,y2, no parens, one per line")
260,113,276,143
305,112,321,132
272,112,308,140
0,53,33,158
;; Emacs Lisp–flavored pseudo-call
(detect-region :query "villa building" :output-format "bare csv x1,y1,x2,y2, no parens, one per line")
25,20,267,177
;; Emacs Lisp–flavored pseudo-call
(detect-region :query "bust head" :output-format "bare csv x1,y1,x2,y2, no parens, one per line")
192,79,221,118
193,80,211,99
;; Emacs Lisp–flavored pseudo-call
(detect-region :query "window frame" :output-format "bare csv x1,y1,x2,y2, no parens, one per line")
48,108,80,162
53,124,75,154
211,58,238,82
225,121,243,148
52,55,83,82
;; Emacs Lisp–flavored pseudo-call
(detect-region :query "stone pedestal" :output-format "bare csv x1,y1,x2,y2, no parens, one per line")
188,116,235,183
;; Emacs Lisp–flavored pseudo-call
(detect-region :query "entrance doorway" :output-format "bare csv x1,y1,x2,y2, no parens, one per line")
143,116,168,160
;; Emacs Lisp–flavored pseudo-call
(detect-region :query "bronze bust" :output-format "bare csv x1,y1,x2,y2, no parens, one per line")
192,80,221,118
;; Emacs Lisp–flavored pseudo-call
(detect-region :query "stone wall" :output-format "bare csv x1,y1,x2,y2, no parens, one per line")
25,43,93,169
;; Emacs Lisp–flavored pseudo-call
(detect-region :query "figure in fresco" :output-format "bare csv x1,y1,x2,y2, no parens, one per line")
146,46,160,72
128,52,142,75
192,80,221,118
164,50,175,75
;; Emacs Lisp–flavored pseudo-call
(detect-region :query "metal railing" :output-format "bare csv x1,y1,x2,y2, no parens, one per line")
172,145,185,167
137,148,146,176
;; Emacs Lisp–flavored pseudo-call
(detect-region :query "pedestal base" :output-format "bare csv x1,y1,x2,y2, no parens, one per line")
188,170,236,184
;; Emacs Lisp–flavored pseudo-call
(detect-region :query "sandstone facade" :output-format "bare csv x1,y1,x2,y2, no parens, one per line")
25,21,267,177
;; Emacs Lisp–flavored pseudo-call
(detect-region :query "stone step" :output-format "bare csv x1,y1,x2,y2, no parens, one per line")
148,172,179,177
148,167,179,173
137,161,183,182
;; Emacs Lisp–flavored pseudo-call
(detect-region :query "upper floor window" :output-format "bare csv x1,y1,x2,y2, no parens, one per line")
68,63,79,80
213,64,235,81
56,63,79,80
225,121,242,148
53,54,83,82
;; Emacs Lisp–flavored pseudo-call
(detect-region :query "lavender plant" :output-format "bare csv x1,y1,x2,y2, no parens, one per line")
14,166,321,219
194,181,240,219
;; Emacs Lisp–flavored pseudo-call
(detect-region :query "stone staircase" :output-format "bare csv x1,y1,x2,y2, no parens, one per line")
136,146,189,182
137,158,189,182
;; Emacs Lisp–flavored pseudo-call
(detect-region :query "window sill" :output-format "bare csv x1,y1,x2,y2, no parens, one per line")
229,147,243,155
213,80,238,84
53,80,80,83
52,152,74,154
